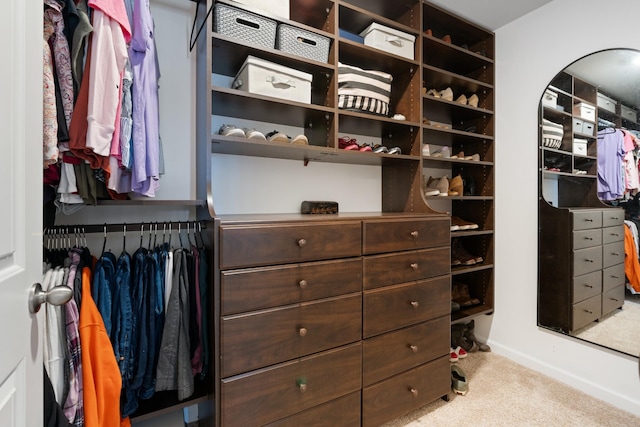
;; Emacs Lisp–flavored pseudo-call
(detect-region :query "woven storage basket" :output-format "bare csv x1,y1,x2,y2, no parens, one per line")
276,24,330,63
542,118,563,149
213,3,277,49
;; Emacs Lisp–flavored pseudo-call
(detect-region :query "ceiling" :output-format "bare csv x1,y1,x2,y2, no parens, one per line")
425,0,553,31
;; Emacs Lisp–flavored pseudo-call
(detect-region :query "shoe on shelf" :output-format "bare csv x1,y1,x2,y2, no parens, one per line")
291,134,309,145
373,144,389,153
266,130,290,143
424,176,441,197
391,113,406,120
449,348,459,363
422,144,431,156
425,28,433,36
339,136,359,150
456,94,467,105
451,365,469,396
451,300,461,312
471,153,481,161
387,146,402,155
449,174,463,196
452,280,481,305
468,94,479,108
432,146,451,158
436,176,450,196
451,216,479,231
359,144,373,152
439,87,454,101
442,34,452,44
243,128,266,140
450,151,473,160
463,176,477,196
425,88,440,98
451,241,477,267
219,124,245,137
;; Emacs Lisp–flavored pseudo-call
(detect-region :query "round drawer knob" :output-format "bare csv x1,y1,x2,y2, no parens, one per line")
409,345,418,353
410,388,418,397
410,231,419,238
410,301,419,308
299,279,308,289
298,238,307,247
410,263,418,270
299,383,307,392
299,327,308,337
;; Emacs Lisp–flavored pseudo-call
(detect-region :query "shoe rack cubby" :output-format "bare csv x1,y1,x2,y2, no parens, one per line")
196,1,495,425
538,72,626,333
420,2,496,324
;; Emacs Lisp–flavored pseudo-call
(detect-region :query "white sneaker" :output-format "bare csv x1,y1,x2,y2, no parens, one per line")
243,128,266,140
424,176,440,196
422,144,431,156
219,124,245,137
291,134,309,145
432,146,451,158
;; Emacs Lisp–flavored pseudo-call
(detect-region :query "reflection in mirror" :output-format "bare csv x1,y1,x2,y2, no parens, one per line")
538,49,640,358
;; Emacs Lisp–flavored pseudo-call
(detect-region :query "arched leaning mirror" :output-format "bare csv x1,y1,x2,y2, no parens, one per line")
538,49,640,357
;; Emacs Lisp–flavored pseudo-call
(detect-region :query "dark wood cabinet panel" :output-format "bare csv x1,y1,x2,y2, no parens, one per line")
363,247,450,290
264,392,361,427
363,217,450,254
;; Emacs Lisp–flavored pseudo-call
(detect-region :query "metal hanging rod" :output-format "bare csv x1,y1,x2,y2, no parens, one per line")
45,220,208,235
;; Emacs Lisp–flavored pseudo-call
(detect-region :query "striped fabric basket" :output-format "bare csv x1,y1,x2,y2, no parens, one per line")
338,63,392,116
542,118,563,149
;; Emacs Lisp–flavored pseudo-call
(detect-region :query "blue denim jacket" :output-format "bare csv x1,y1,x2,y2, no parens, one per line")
92,252,117,338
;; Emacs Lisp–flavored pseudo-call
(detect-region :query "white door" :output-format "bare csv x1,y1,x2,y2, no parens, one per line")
0,1,44,426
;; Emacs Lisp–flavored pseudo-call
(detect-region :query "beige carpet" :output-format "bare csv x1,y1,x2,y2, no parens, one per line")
382,352,640,427
574,296,640,357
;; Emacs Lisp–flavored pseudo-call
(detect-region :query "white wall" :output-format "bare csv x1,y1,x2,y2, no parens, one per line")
478,0,640,416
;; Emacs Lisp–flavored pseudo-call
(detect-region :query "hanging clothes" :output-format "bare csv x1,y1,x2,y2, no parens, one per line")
597,128,626,201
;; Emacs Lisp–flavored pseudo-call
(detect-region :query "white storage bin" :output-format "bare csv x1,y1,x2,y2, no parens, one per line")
573,118,584,134
359,23,416,60
582,121,595,136
573,138,588,155
542,89,558,109
232,55,312,104
621,105,637,122
230,0,289,20
597,92,617,114
573,102,596,122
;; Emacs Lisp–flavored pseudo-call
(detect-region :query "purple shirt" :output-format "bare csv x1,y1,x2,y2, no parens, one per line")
129,0,161,197
598,129,626,201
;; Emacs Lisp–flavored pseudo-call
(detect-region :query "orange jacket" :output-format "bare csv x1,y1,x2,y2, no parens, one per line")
624,225,640,293
79,266,130,427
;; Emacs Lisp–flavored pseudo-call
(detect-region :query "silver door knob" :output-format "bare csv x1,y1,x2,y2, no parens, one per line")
28,283,73,313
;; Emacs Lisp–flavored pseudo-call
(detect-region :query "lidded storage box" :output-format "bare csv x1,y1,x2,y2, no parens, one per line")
232,55,313,104
597,92,617,114
231,0,290,20
213,3,277,49
542,89,558,109
573,138,588,155
621,105,637,122
359,23,416,60
572,102,596,122
276,24,330,63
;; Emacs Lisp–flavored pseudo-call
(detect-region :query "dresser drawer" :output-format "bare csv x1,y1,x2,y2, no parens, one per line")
572,210,602,230
363,276,450,338
572,228,601,250
572,246,602,277
602,263,625,292
221,294,362,377
362,217,449,254
572,270,601,303
265,392,361,427
221,258,362,315
363,247,449,290
221,343,362,427
363,316,449,386
602,284,624,316
219,221,362,269
572,294,601,331
602,241,624,268
362,356,449,427
602,209,624,227
602,225,624,244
